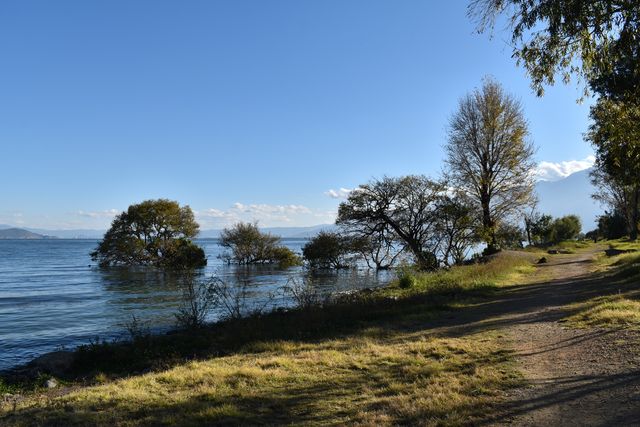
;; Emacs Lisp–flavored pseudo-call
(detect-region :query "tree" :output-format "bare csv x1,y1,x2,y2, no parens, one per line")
445,78,536,253
337,176,448,270
550,215,582,242
470,0,640,98
591,163,639,237
587,97,640,239
530,214,554,245
302,231,353,269
347,231,403,270
219,222,301,267
91,199,206,268
434,192,478,265
596,210,628,240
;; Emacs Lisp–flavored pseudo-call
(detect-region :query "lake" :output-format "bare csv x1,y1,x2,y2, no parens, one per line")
0,239,394,370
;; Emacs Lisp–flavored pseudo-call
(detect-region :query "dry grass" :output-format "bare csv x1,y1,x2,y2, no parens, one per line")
0,331,519,426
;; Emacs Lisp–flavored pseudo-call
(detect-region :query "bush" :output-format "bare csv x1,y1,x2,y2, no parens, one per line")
271,246,302,268
550,215,582,243
220,222,300,267
396,264,418,289
302,231,353,269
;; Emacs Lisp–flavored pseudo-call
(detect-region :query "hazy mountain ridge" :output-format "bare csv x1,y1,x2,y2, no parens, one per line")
535,168,602,231
0,228,55,239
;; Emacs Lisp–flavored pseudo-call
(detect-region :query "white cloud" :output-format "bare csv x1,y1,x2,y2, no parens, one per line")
76,209,120,218
195,203,320,228
535,155,595,182
324,188,353,199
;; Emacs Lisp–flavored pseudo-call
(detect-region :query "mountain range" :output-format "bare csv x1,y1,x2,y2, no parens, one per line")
0,228,56,239
0,169,603,239
536,168,602,231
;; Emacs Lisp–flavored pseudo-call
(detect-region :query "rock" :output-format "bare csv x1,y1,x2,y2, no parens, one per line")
605,248,637,257
547,250,559,254
45,378,58,389
537,257,548,264
28,351,75,376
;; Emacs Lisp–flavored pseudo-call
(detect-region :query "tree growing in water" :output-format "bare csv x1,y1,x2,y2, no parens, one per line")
91,199,206,268
219,222,301,267
445,78,535,253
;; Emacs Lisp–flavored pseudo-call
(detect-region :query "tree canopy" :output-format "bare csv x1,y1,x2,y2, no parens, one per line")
470,0,640,97
445,78,535,252
91,199,206,268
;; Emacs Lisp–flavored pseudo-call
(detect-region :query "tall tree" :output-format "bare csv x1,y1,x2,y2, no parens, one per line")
445,78,535,253
587,97,640,239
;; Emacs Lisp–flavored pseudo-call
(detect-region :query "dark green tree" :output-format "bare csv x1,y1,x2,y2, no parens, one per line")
550,215,582,242
302,231,354,269
91,199,206,268
587,97,640,239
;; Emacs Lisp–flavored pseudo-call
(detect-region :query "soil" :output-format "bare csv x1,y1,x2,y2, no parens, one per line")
435,249,640,426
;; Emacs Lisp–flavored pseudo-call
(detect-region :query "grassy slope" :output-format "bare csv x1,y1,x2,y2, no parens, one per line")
565,239,640,329
1,252,539,426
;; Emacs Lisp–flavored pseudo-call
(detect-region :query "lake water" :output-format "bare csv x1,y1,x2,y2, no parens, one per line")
0,239,394,370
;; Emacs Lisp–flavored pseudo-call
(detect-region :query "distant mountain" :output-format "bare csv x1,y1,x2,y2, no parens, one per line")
0,228,55,239
535,168,603,232
0,225,104,239
199,224,338,239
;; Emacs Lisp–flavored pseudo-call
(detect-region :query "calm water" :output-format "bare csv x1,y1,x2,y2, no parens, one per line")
0,239,393,370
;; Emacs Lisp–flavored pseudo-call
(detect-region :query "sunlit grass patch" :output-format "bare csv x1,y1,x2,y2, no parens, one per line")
566,296,640,328
385,252,538,299
0,331,521,426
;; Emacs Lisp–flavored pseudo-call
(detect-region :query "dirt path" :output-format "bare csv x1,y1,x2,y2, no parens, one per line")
494,251,640,426
434,249,640,426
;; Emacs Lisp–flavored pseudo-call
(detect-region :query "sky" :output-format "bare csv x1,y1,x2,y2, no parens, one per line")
0,1,596,230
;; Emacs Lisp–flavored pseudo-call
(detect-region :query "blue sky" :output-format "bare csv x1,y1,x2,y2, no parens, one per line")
1,1,595,230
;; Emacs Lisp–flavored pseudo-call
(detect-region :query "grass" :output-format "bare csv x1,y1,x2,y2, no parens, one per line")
386,251,540,299
0,331,520,426
566,295,640,328
563,239,640,329
0,251,536,426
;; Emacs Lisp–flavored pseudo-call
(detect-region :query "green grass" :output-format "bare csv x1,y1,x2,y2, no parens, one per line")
563,239,640,329
384,252,539,299
566,296,640,328
0,251,536,426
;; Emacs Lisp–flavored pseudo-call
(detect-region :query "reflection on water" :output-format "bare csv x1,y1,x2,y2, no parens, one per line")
0,239,395,370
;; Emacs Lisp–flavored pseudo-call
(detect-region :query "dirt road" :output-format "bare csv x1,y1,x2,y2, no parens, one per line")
437,249,640,426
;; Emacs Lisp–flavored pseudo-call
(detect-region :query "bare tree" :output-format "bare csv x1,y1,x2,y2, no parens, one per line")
434,191,478,266
445,78,536,253
337,176,445,270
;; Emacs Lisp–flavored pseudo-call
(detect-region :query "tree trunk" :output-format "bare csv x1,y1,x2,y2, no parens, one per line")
481,190,497,253
631,186,639,241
